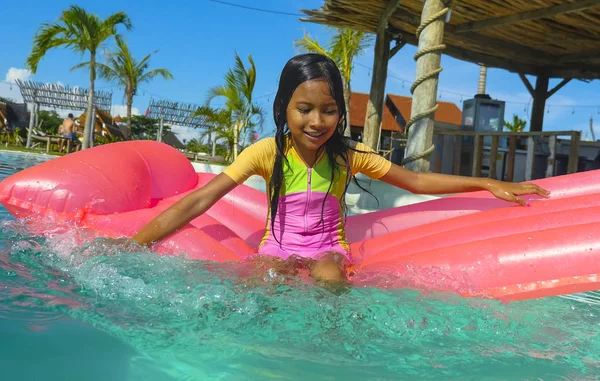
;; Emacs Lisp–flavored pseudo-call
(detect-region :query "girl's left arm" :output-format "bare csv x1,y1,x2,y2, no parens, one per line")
378,164,550,206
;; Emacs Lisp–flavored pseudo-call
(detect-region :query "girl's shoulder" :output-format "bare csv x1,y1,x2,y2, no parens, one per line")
344,138,378,156
244,137,277,156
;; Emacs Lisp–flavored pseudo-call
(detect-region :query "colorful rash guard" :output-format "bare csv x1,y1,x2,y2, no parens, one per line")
222,137,392,261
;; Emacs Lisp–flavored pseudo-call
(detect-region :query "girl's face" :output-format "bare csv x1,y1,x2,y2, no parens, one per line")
286,79,341,160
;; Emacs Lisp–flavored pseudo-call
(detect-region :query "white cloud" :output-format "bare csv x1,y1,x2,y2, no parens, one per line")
0,68,34,102
110,105,140,117
54,109,81,119
5,68,32,83
169,125,203,144
0,82,23,103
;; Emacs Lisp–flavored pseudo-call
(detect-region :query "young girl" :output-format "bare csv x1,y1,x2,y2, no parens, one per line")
133,53,549,284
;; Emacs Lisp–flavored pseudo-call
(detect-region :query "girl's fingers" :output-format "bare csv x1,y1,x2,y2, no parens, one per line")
514,196,527,206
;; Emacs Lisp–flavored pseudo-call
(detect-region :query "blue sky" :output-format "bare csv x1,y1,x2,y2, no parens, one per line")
1,0,599,142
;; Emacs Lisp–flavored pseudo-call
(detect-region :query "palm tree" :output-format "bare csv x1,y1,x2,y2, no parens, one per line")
26,5,132,149
205,53,264,160
195,106,236,161
504,114,527,132
75,37,173,135
295,28,372,137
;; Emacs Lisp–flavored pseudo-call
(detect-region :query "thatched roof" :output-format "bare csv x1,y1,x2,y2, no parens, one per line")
162,131,185,149
0,99,28,130
301,0,600,79
76,109,128,140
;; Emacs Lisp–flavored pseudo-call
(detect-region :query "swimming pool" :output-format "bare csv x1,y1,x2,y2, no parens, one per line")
1,150,599,380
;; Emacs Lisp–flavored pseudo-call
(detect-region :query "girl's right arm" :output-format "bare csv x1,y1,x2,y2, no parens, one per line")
132,173,239,246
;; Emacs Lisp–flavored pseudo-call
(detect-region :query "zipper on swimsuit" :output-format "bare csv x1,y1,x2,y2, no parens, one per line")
304,168,312,233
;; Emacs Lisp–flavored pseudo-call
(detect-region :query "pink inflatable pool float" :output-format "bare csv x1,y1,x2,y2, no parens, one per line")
1,141,599,302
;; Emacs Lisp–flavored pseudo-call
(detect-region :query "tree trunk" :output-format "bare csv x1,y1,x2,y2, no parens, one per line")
233,121,239,160
343,81,352,138
126,90,133,138
240,126,248,151
82,51,96,150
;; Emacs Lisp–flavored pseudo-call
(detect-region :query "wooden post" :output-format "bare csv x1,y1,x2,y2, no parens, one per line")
472,134,483,177
362,0,400,150
525,136,535,180
157,117,164,142
506,136,517,182
546,135,557,177
530,76,549,132
433,134,443,173
404,0,448,172
521,74,570,133
452,135,462,175
489,135,499,179
568,131,580,173
26,103,37,149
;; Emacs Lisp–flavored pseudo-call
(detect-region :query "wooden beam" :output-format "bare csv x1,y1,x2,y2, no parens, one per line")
546,78,572,98
453,0,600,33
472,134,483,177
434,130,580,137
389,39,406,59
433,134,443,173
452,135,462,175
519,73,535,97
362,0,401,150
568,131,581,173
525,136,535,181
489,135,499,179
530,75,549,132
546,135,557,177
557,50,600,64
399,27,600,80
506,136,517,182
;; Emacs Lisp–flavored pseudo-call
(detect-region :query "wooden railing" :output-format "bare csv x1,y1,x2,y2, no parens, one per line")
432,130,581,181
183,151,226,164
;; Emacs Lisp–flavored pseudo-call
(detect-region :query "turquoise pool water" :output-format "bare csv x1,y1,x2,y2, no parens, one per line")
1,150,600,380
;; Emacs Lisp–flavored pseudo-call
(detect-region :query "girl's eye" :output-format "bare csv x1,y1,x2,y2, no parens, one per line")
298,108,310,114
324,109,337,115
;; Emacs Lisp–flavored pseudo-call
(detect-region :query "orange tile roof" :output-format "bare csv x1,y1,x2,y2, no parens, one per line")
349,92,463,132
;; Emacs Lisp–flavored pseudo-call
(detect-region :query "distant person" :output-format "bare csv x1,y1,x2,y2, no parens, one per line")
58,113,80,153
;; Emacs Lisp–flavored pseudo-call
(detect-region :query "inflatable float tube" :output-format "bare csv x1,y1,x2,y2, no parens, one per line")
1,141,599,302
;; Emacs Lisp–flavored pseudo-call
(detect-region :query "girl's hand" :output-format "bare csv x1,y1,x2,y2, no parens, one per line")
487,180,550,206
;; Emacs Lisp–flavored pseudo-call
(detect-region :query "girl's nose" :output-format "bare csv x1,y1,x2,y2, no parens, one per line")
308,111,323,127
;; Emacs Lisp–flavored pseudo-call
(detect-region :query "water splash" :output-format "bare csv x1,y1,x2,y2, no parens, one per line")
2,218,600,380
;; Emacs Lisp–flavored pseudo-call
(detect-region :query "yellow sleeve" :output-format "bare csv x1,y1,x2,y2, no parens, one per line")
348,141,392,179
222,138,276,184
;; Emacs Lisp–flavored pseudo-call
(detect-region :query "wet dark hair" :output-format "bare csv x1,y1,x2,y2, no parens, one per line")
269,53,375,243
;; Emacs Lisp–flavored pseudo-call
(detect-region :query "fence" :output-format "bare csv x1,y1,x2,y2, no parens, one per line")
382,130,581,181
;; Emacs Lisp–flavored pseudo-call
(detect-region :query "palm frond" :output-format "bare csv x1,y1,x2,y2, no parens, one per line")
26,23,71,72
139,68,173,83
330,28,371,81
294,33,330,57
